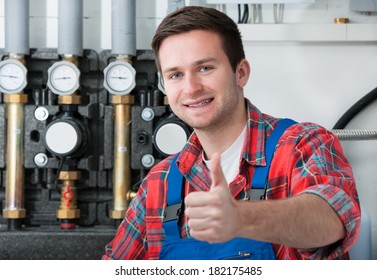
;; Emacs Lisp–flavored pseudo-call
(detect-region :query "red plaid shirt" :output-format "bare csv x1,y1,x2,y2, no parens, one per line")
102,98,360,260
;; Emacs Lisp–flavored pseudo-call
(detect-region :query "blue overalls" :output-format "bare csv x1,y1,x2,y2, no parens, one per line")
158,119,296,260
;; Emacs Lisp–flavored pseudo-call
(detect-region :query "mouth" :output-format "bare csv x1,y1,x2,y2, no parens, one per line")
185,98,214,108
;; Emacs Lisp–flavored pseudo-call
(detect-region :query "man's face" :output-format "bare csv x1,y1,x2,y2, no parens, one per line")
158,29,249,132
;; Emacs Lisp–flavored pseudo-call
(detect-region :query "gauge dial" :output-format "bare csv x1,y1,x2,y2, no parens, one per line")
47,61,80,96
0,59,28,94
103,61,136,95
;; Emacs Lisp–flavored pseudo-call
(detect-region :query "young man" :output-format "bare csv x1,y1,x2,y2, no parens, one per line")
103,6,360,260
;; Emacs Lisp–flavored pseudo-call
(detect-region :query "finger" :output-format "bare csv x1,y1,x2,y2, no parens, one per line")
184,191,212,207
210,152,227,190
187,216,212,231
185,203,215,219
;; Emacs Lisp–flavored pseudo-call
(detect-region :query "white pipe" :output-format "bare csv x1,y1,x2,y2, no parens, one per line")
5,0,29,55
58,0,83,56
111,0,136,56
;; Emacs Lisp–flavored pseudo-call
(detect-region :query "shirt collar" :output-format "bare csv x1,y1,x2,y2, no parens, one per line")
177,98,268,175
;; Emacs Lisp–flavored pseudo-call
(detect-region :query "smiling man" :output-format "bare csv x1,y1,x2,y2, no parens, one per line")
102,6,360,260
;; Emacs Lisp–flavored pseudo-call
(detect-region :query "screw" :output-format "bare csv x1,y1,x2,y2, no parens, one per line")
34,153,48,167
141,108,155,121
141,154,155,168
34,107,49,121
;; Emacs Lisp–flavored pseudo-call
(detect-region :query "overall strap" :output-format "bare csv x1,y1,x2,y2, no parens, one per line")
163,154,183,239
249,118,297,199
163,118,297,234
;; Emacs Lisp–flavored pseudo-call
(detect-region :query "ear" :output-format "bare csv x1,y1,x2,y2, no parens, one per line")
236,58,251,88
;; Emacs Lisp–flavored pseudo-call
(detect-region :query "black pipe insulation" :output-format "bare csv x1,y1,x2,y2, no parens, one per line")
333,87,377,129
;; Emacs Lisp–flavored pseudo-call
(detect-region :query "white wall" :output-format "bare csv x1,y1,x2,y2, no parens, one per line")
0,0,376,259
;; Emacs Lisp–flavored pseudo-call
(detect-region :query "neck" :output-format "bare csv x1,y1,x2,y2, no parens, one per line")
196,108,248,161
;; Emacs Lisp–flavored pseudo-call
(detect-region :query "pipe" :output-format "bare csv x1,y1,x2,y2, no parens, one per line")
332,129,377,141
109,0,137,220
111,95,134,219
55,0,83,228
333,87,377,129
2,0,30,230
111,0,136,56
2,95,27,222
5,0,29,56
58,0,83,57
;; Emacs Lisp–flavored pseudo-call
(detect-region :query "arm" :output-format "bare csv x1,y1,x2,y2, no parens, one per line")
185,127,360,252
185,154,343,248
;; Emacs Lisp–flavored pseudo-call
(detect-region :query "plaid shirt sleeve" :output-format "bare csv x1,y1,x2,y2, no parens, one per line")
102,182,149,260
270,122,360,259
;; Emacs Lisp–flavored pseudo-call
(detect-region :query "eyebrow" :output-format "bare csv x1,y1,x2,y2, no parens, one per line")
162,57,217,75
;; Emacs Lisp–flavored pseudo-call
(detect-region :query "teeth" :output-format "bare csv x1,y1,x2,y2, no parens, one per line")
188,99,211,108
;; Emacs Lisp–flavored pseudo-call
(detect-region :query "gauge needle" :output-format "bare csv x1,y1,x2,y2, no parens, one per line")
110,76,128,79
0,74,20,78
54,77,72,80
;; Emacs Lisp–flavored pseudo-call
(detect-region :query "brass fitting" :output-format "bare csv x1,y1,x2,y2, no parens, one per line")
59,170,81,180
58,94,81,105
126,190,137,202
334,18,349,24
115,54,133,65
56,171,81,220
4,94,28,104
111,209,127,219
62,54,79,67
111,95,135,105
9,53,26,65
3,209,26,219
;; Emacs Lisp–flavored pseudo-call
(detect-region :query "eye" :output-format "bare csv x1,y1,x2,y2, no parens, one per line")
169,72,183,80
199,66,212,72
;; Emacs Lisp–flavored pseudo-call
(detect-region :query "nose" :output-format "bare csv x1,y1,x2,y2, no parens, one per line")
183,73,203,95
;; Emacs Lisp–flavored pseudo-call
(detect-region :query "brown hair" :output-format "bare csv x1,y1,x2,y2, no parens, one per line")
151,6,245,73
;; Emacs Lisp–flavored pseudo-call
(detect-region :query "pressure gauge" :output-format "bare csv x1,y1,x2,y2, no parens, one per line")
0,59,28,94
47,61,80,96
103,61,136,95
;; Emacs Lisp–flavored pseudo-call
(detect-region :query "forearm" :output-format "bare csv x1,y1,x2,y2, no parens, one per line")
236,193,345,249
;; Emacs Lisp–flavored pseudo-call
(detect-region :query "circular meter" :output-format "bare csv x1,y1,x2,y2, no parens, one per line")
153,116,192,157
0,59,28,94
103,61,136,95
43,117,88,158
47,61,80,95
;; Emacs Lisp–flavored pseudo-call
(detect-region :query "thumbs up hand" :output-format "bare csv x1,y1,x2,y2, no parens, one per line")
184,153,242,243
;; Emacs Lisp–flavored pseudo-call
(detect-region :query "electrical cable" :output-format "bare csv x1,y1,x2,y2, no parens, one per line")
333,87,377,129
238,4,241,24
242,4,249,23
238,4,250,24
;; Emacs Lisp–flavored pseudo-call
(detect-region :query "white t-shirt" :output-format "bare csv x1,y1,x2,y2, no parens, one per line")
203,125,246,185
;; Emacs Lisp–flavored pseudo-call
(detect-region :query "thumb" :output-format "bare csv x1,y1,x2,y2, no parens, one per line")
210,152,227,190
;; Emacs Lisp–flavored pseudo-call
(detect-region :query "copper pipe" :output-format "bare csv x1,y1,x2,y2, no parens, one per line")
111,95,134,219
2,94,28,219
